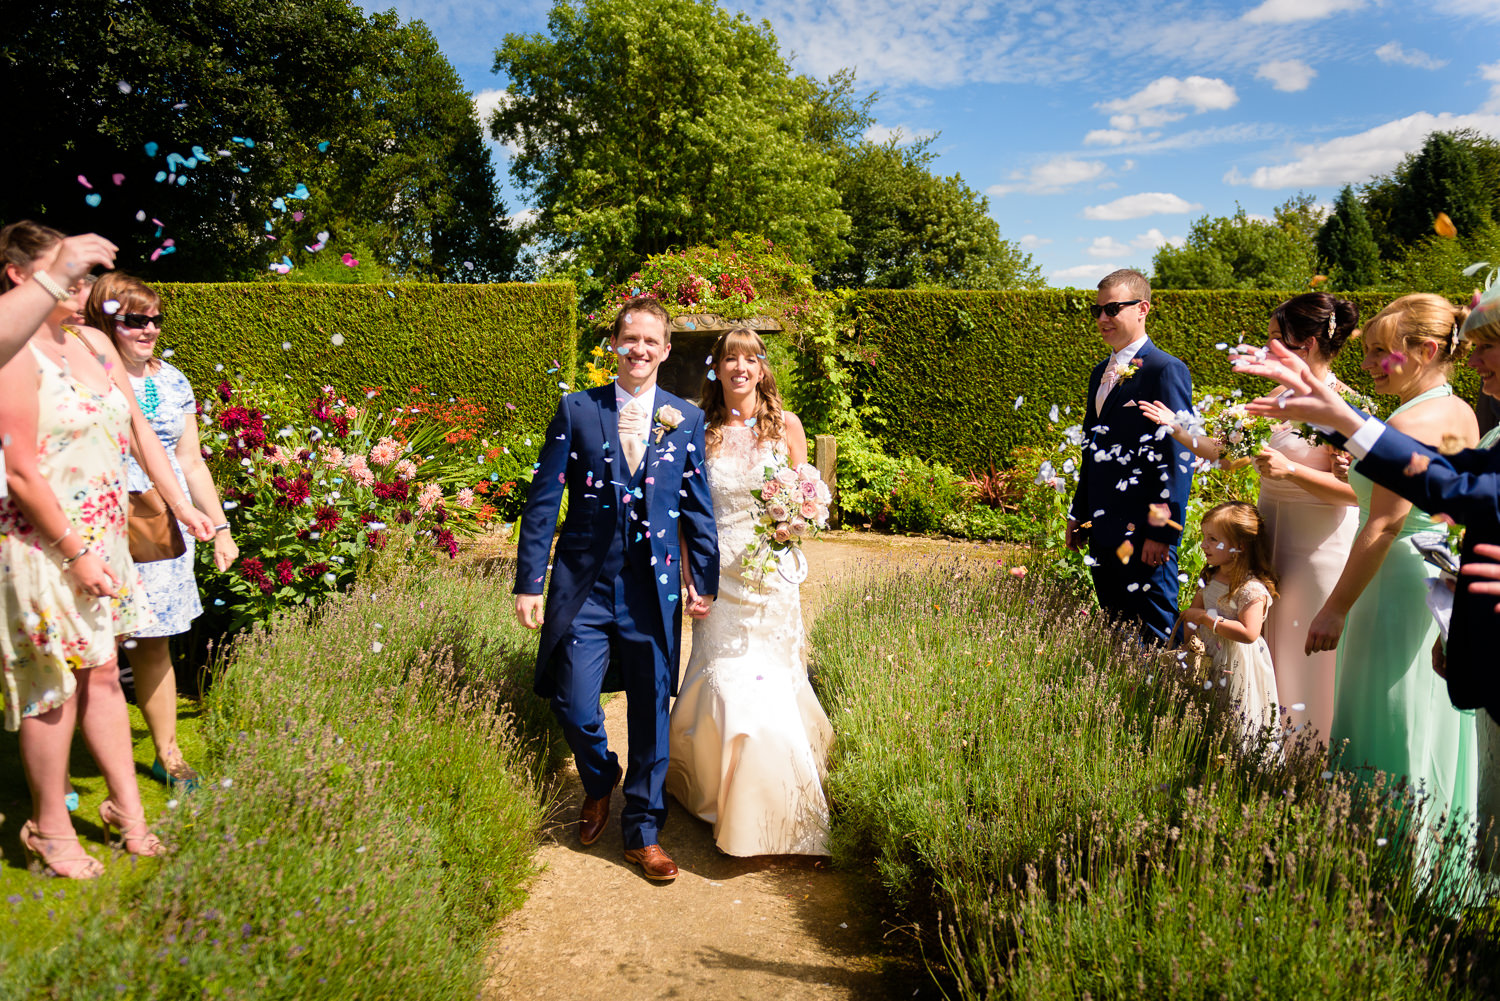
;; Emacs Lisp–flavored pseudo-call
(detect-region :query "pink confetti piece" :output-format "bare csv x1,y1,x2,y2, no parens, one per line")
77,175,93,189
292,211,305,222
111,173,125,186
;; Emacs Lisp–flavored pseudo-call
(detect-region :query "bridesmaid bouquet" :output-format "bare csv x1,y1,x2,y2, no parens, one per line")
1295,386,1380,446
745,458,832,580
1206,403,1275,460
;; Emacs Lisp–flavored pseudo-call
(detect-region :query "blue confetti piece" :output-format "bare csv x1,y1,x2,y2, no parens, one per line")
271,197,286,211
667,593,678,602
290,183,310,200
166,151,185,171
659,574,669,585
176,175,188,186
668,510,680,519
635,533,643,543
214,599,225,606
632,487,643,498
243,137,255,148
84,193,101,207
264,221,274,232
238,165,250,173
686,321,696,330
154,170,167,182
318,141,330,152
387,290,396,298
631,288,640,295
144,141,159,157
191,145,208,161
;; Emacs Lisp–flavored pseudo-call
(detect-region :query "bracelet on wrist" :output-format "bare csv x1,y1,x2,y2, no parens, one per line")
213,523,230,533
49,527,74,549
33,271,70,302
61,544,91,569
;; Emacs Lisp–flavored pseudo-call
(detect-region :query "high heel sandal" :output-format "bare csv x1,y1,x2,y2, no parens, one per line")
97,799,167,857
150,755,200,794
20,820,104,879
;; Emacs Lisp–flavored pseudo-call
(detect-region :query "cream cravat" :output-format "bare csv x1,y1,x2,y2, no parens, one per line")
619,400,648,474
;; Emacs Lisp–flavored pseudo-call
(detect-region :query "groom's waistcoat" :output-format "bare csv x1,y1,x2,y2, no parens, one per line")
602,444,652,582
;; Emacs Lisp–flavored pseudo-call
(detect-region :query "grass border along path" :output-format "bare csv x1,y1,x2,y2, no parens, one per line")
0,562,564,1000
811,563,1499,999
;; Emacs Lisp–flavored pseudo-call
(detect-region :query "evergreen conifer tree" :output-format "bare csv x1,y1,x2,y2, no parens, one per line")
1317,185,1381,288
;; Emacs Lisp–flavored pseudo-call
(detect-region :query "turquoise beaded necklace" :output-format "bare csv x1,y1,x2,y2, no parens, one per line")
135,373,160,418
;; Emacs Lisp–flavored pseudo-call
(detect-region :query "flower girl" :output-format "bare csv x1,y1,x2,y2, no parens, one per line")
1179,501,1281,746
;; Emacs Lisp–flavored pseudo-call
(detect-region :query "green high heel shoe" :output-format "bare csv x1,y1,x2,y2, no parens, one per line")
150,756,200,794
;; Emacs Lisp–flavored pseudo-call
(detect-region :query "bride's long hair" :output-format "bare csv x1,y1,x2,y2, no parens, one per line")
700,328,786,454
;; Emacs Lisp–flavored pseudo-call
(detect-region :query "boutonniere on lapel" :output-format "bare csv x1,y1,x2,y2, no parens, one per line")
654,405,684,444
1110,357,1143,386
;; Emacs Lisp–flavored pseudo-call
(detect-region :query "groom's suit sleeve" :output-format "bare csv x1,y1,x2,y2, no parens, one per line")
1352,423,1500,529
679,412,719,597
1143,353,1193,545
513,398,572,595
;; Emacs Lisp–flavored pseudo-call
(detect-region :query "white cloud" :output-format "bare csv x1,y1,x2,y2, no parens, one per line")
473,88,510,130
1242,0,1364,24
862,124,938,146
1097,76,1238,130
1225,111,1500,189
1085,228,1184,259
1484,62,1500,113
1256,59,1316,92
1018,234,1052,250
989,156,1108,196
1084,128,1150,147
1083,193,1203,221
1086,123,1283,158
1374,42,1448,70
1050,262,1120,288
508,208,538,229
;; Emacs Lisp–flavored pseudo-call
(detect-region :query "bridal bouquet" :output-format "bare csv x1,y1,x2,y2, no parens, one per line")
745,458,832,580
1206,403,1275,461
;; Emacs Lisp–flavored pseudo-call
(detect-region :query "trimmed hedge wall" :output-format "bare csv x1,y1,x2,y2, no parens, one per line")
154,283,576,428
852,289,1481,474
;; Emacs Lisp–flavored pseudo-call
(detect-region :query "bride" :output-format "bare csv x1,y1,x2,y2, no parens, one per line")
665,328,834,857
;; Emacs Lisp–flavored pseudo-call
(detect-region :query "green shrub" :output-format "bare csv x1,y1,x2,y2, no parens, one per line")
0,562,563,998
832,426,966,533
155,282,576,435
848,288,1478,475
811,568,1497,1000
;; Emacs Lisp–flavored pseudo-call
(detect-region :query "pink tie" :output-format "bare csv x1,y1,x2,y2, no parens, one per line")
1096,364,1118,413
619,403,648,474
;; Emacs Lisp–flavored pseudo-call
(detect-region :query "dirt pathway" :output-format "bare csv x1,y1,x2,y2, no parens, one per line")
483,532,1014,1000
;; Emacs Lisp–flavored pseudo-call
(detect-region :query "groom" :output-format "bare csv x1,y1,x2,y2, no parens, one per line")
1067,269,1194,644
514,296,718,881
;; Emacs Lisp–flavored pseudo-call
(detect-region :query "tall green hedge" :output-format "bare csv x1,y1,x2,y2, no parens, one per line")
852,289,1481,474
154,283,576,428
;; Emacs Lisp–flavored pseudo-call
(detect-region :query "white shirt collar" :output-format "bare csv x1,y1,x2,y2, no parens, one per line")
614,380,656,416
1109,335,1149,366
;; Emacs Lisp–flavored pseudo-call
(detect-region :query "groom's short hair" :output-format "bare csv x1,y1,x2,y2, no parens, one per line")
1099,268,1151,302
613,296,673,344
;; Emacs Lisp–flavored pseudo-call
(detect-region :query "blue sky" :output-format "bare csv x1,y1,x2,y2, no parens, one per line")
363,0,1500,287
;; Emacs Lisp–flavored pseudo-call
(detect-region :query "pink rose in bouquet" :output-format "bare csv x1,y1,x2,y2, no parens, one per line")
744,456,832,580
788,517,806,538
766,499,790,522
772,523,792,543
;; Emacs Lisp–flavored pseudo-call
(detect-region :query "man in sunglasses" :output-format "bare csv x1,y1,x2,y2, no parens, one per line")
1066,269,1194,645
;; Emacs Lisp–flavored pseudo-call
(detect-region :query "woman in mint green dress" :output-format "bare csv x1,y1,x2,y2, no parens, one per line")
1305,294,1480,837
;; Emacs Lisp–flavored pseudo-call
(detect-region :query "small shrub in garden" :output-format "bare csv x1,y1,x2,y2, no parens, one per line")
199,376,542,632
886,458,966,534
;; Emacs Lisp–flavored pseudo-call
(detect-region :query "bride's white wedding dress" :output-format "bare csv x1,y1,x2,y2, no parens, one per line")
666,425,833,856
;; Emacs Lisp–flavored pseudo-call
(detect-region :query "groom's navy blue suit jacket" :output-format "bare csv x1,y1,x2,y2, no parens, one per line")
1069,339,1194,554
513,384,719,699
1336,423,1500,721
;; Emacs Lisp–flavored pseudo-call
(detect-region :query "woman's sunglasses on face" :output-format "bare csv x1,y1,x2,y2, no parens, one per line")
1089,299,1143,319
117,313,165,330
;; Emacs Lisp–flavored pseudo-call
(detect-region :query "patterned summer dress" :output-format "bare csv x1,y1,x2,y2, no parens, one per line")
0,342,151,730
126,361,203,636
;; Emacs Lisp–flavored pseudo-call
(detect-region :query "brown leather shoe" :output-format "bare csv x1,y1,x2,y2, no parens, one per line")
623,844,678,881
578,763,622,846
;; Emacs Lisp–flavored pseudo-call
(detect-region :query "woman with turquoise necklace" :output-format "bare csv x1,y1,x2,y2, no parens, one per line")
83,273,237,791
1306,293,1479,841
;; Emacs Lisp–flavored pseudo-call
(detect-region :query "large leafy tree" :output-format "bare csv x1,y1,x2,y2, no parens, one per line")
1364,130,1496,257
0,0,515,281
1152,203,1316,290
819,138,1042,290
491,0,849,284
1317,185,1381,288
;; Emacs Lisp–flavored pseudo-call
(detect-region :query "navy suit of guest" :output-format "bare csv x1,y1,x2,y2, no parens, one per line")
1068,279,1194,645
514,381,718,851
1335,424,1499,721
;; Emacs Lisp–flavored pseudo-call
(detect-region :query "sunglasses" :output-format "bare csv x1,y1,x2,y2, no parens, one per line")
117,313,165,330
1089,299,1144,319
